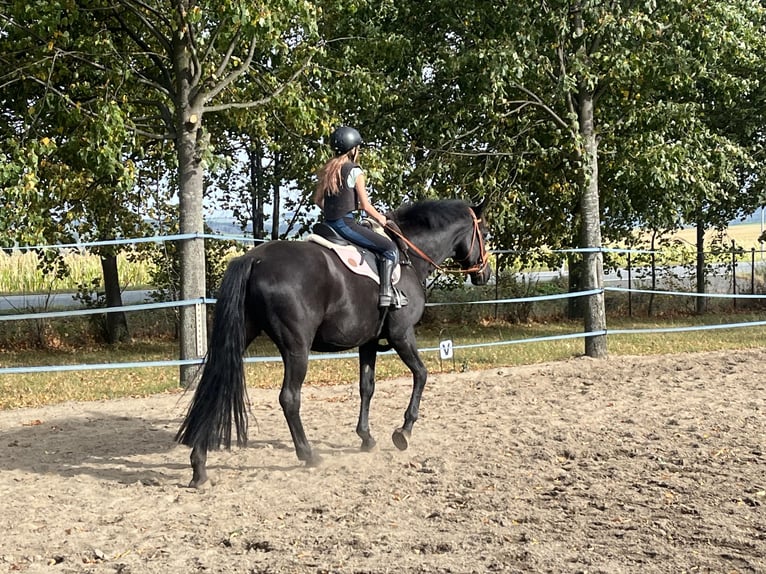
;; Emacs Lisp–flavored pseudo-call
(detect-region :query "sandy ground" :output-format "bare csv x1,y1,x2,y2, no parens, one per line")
0,348,764,573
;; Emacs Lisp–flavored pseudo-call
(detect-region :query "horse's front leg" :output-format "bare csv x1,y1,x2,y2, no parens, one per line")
390,329,427,451
356,341,379,451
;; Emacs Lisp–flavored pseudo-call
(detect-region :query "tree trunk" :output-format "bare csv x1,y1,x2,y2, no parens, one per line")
250,141,265,239
695,220,707,314
578,91,607,358
100,254,130,344
271,150,282,240
566,253,584,319
174,17,207,387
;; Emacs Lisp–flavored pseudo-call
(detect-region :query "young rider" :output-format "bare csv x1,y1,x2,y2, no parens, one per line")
314,126,407,308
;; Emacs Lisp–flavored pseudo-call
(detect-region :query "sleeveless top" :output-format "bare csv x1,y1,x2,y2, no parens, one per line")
323,161,360,220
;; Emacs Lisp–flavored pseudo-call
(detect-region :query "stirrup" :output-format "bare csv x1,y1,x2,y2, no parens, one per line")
378,288,393,307
379,288,408,309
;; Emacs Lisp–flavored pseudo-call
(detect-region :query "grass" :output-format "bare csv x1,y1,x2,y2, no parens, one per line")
3,312,766,410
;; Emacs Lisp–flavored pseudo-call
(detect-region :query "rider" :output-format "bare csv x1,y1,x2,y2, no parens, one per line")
314,126,407,308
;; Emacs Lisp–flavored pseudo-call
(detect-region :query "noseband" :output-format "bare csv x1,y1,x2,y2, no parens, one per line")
387,210,490,276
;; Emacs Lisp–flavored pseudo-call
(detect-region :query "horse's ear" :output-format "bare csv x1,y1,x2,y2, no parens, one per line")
471,197,488,218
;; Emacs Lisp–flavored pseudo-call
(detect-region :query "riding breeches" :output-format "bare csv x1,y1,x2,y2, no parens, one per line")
324,215,398,263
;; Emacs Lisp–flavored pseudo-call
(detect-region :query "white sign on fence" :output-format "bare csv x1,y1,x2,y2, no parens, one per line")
439,339,454,360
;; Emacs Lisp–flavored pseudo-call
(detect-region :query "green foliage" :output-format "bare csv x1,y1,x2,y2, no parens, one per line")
3,0,766,331
0,138,56,247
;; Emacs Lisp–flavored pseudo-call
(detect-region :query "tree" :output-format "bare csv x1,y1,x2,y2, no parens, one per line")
2,0,323,384
336,0,766,357
598,1,766,315
0,4,148,342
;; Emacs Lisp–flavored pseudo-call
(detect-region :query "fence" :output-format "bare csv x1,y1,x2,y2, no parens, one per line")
1,234,765,377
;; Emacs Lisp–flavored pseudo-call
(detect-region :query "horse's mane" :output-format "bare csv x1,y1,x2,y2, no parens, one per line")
391,199,469,230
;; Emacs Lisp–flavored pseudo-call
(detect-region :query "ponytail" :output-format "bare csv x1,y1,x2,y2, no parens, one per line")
316,150,356,197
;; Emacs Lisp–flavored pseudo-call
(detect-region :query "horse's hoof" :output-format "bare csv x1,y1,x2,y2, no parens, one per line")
188,467,209,489
392,428,411,451
305,453,323,467
360,436,377,452
188,476,212,489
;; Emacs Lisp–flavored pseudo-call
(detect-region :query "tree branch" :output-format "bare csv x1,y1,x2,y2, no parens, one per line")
111,9,174,97
508,83,573,134
200,34,256,103
133,126,173,140
202,51,314,113
214,26,242,79
115,0,172,57
199,18,226,72
186,15,202,87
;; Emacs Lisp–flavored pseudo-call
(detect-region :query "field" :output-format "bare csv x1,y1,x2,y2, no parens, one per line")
0,348,764,573
0,250,153,295
672,222,764,249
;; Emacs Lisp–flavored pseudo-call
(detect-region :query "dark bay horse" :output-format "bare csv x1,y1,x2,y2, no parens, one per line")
176,199,491,487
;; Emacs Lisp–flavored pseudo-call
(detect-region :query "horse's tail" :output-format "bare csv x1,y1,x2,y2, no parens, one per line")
175,254,254,451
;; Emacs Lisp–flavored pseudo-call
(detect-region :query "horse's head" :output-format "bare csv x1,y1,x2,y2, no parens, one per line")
455,199,492,286
388,198,492,285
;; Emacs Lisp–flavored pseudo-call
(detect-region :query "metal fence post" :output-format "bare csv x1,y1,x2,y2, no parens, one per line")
628,251,633,317
751,247,756,294
732,240,737,309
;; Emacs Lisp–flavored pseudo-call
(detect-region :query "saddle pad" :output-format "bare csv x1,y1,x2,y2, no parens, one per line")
306,234,400,285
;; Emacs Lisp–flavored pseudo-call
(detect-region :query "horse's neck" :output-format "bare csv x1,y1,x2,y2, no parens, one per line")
403,226,457,278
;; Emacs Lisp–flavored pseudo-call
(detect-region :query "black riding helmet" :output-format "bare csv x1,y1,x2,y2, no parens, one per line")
330,126,362,155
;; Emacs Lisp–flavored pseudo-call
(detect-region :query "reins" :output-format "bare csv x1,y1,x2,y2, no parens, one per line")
386,210,490,275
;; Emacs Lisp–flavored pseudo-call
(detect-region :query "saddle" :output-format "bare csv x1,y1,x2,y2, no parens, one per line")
307,222,401,285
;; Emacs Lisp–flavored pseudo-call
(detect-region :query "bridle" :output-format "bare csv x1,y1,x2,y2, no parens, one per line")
387,209,490,276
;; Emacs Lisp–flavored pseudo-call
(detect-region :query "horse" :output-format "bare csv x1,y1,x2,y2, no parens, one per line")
175,198,492,488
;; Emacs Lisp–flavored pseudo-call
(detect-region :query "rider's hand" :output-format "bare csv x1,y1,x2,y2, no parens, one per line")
385,220,401,234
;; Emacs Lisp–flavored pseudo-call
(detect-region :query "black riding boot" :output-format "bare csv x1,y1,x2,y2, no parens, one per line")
378,258,395,307
378,258,408,308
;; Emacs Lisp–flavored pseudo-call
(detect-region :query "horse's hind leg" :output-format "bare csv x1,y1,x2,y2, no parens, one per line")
279,350,320,465
190,446,208,488
356,341,378,451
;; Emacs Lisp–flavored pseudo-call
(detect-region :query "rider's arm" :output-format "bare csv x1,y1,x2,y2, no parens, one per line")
353,172,387,227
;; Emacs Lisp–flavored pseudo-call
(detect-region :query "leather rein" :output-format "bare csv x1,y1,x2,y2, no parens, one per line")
386,210,490,275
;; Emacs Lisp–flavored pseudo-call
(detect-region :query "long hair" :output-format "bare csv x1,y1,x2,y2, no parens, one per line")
316,148,357,198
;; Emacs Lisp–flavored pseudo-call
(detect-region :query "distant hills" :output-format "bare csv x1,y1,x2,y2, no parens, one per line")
205,217,294,237
206,209,765,238
205,218,253,236
734,209,764,226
